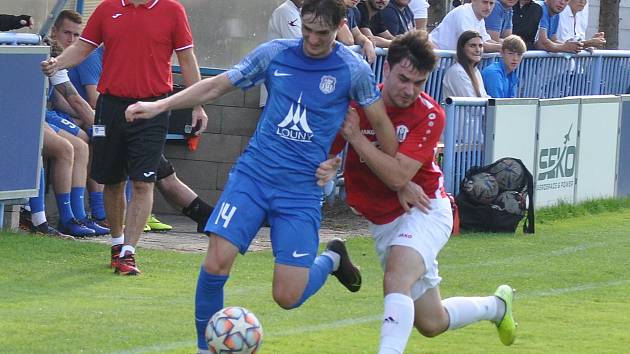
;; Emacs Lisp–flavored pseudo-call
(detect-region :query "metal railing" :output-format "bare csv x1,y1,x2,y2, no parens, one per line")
367,48,630,102
442,97,489,195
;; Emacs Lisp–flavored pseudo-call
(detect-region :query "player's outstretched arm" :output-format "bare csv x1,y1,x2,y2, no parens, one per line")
342,108,420,191
361,99,398,156
316,155,342,186
41,40,94,76
125,73,235,121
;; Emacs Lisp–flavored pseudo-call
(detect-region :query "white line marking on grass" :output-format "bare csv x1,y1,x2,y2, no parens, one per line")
446,240,630,270
112,280,630,354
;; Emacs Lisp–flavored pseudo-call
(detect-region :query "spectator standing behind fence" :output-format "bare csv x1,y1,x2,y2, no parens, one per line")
41,0,208,276
268,0,303,40
557,0,605,49
408,0,429,31
443,31,490,98
482,35,526,97
358,0,394,47
0,14,33,31
485,0,519,41
381,0,415,36
534,0,583,53
512,0,542,49
336,0,377,63
429,0,502,52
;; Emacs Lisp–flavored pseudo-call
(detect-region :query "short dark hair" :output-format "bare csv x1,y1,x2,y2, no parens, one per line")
386,30,437,74
301,0,346,29
53,10,82,29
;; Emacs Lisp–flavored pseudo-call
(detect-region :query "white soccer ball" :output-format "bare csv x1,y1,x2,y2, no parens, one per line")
205,306,263,354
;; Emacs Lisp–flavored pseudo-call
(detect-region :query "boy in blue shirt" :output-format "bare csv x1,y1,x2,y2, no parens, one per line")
485,0,518,41
482,35,526,97
125,0,398,352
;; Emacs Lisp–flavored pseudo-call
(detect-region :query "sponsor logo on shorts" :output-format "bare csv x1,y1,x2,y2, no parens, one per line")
292,251,309,258
398,233,413,239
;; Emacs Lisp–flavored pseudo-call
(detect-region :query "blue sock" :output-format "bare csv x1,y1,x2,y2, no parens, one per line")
195,266,228,350
55,193,74,224
71,187,87,221
290,254,334,309
29,169,46,213
125,180,132,203
89,192,106,220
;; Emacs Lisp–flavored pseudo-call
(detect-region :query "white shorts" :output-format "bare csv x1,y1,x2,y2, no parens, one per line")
369,198,453,300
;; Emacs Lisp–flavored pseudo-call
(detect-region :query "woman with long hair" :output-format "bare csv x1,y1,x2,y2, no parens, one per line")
443,30,489,98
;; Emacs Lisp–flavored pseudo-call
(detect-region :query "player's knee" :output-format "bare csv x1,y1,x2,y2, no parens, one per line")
414,316,448,338
383,270,416,294
272,286,302,310
131,180,153,194
56,139,74,163
202,256,231,276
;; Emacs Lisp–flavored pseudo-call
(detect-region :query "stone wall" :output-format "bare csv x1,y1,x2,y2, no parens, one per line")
153,83,262,214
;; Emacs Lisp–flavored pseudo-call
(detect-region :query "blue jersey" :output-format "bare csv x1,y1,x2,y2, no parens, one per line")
68,46,104,101
226,39,379,195
536,1,559,38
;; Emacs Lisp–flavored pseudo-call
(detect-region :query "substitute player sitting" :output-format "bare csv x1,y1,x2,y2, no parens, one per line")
327,30,517,353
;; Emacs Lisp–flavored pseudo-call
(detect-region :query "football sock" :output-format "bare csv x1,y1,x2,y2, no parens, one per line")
290,254,334,308
321,250,340,271
31,211,47,227
55,192,74,224
111,236,124,246
29,169,46,213
442,296,500,330
120,245,135,257
379,293,415,354
195,266,228,350
70,187,88,221
183,197,214,224
89,191,106,220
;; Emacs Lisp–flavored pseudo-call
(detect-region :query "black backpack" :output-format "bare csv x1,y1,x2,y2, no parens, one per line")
455,158,535,234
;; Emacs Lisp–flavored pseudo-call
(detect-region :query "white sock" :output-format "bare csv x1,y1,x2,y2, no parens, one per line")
379,293,415,354
31,211,46,227
442,296,502,330
111,235,124,246
321,250,340,271
120,244,135,258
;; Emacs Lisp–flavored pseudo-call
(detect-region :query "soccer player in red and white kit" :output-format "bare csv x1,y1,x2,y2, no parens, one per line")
325,30,517,353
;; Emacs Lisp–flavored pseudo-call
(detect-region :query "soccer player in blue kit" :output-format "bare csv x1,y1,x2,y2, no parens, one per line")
125,0,398,351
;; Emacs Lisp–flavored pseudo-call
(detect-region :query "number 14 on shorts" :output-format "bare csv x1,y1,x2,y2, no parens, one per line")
214,202,236,228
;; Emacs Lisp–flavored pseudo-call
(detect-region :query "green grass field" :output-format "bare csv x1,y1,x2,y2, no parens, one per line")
2,200,630,353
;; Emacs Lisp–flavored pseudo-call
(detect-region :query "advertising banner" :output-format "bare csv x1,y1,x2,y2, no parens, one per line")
0,46,47,200
485,98,538,173
575,96,620,202
535,99,580,208
619,96,630,197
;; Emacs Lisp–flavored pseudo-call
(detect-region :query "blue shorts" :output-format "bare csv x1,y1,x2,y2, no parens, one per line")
45,110,81,136
205,170,322,268
46,122,60,133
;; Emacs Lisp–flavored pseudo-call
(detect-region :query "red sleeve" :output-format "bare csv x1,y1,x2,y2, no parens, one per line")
172,3,194,51
399,105,445,164
79,3,105,47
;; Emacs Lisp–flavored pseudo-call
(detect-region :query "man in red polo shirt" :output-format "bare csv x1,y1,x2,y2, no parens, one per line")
41,0,208,276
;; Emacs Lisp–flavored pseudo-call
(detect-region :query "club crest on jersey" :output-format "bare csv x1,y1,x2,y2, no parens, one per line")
319,75,336,94
276,92,313,142
396,125,409,142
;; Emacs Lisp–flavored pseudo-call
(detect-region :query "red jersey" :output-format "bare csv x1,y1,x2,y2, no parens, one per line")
331,90,447,224
79,0,194,98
